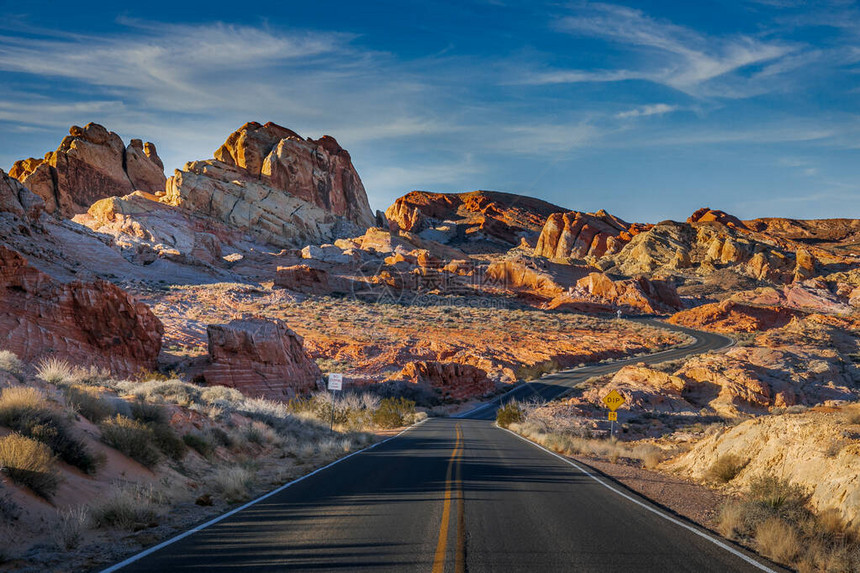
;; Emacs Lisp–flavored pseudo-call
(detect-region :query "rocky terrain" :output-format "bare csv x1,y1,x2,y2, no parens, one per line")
0,119,858,572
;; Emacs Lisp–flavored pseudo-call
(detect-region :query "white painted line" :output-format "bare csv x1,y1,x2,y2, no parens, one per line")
499,426,778,573
100,419,427,573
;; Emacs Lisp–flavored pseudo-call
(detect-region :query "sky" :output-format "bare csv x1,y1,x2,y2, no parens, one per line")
0,0,859,223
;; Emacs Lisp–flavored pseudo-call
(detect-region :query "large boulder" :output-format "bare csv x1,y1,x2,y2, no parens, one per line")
574,272,682,314
0,169,44,220
9,123,165,216
687,207,748,229
397,361,494,400
165,122,374,247
203,318,321,400
274,264,351,295
0,245,163,376
668,300,800,332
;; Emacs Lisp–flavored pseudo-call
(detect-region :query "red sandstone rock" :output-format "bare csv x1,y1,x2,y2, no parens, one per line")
0,245,163,376
574,272,682,314
0,169,44,220
534,210,649,259
668,300,800,332
203,318,321,400
10,123,165,216
385,190,565,245
397,361,494,400
688,207,748,229
274,264,351,295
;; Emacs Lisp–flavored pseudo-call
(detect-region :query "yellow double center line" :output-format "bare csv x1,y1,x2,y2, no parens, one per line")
433,424,465,573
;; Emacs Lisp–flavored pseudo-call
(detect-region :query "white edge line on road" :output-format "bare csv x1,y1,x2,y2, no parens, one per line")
499,426,778,573
100,419,427,573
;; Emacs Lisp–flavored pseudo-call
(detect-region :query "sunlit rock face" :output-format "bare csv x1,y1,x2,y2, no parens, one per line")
10,123,166,217
164,121,374,247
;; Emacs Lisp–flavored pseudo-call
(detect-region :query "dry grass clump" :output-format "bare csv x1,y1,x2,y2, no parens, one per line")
706,454,748,484
716,475,860,570
755,517,801,563
54,506,89,550
0,350,23,376
99,415,161,467
0,387,100,474
211,466,255,503
91,483,160,530
0,433,59,497
65,385,114,423
36,357,75,385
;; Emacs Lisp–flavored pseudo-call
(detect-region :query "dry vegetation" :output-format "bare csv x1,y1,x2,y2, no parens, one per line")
135,283,687,384
0,352,424,571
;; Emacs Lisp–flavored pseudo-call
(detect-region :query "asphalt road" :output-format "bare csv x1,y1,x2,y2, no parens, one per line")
106,320,779,573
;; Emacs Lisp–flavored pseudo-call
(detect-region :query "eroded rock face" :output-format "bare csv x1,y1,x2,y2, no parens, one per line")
275,264,352,295
10,123,165,216
165,122,374,247
75,191,228,267
0,169,44,220
584,365,696,414
397,361,494,400
203,318,321,400
385,190,565,246
668,300,799,332
574,272,683,314
687,207,748,229
534,210,649,260
0,245,163,376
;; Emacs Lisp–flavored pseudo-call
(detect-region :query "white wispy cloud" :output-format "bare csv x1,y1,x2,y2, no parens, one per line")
524,3,797,97
616,103,679,119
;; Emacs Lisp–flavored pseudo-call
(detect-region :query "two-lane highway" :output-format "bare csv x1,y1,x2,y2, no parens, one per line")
105,321,778,573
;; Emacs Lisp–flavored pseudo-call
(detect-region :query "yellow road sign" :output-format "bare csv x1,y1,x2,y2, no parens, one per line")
607,411,617,422
602,389,626,411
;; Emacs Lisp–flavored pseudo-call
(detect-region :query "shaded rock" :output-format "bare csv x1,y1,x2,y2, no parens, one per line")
203,318,321,400
275,264,351,295
584,365,697,414
397,361,494,400
668,300,800,332
0,169,44,220
574,272,682,314
0,245,162,376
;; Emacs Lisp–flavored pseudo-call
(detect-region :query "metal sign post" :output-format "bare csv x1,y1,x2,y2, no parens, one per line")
327,373,343,430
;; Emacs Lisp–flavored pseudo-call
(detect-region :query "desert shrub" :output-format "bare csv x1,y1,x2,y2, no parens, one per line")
706,454,748,483
211,466,254,503
755,518,801,563
0,350,23,376
496,401,524,429
717,501,748,538
129,400,168,425
372,397,416,429
0,387,99,473
91,483,159,530
54,506,89,549
200,385,243,405
36,358,75,385
748,476,810,514
183,432,214,458
633,444,663,469
65,385,114,423
0,433,58,497
208,427,233,448
99,415,160,467
149,422,186,460
244,424,265,445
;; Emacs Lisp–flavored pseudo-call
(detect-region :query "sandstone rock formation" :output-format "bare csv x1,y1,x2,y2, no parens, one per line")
10,123,165,216
385,190,565,247
668,300,799,332
585,365,697,414
397,361,494,400
0,245,163,376
75,191,229,267
203,318,321,399
534,210,649,260
669,411,860,525
572,272,683,314
687,207,747,229
164,122,374,247
275,264,351,295
0,169,44,221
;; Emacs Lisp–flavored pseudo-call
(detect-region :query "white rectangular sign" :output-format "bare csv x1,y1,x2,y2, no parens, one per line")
327,373,343,391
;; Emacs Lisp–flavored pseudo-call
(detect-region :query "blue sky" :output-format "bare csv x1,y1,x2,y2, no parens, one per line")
0,0,858,222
